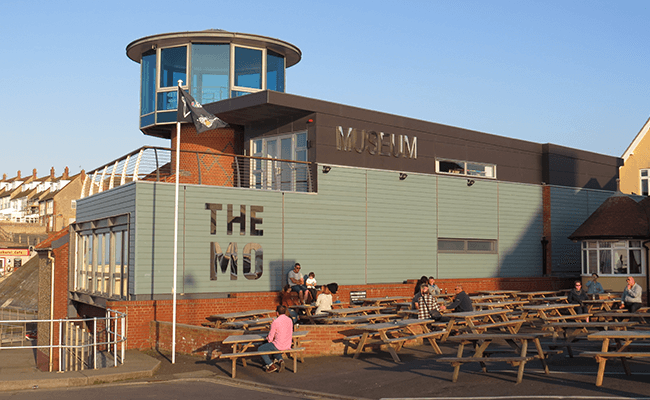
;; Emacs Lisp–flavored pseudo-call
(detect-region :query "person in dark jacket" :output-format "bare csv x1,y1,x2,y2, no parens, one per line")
447,285,473,313
567,280,589,315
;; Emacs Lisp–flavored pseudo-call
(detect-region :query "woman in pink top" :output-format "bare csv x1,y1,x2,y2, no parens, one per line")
259,305,293,372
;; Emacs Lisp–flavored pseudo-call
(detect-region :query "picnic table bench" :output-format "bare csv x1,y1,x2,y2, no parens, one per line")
325,313,398,324
206,309,276,328
580,330,650,386
542,320,637,357
437,332,555,384
220,317,273,330
345,319,446,362
219,330,309,378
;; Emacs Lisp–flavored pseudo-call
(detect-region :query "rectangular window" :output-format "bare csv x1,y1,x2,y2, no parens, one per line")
159,46,187,88
438,239,496,253
582,240,644,276
72,215,129,300
234,46,262,89
436,159,496,179
191,44,230,104
140,51,156,115
266,50,285,92
250,131,310,192
641,169,649,196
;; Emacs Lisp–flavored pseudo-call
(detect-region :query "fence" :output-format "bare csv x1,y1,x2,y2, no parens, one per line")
0,308,126,372
80,146,317,198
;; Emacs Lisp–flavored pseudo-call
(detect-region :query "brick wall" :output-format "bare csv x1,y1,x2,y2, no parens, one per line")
106,277,574,353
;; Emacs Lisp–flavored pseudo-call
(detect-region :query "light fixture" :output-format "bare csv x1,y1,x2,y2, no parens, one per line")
399,173,408,180
467,179,475,187
322,165,331,174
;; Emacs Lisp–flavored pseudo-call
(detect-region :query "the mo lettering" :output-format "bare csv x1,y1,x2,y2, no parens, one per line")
206,203,263,280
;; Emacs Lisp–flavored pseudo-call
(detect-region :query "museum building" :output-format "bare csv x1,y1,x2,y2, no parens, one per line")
60,30,643,349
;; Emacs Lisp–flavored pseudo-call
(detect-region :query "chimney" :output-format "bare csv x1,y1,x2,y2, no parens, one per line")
16,170,21,179
63,166,69,180
2,174,6,181
33,168,37,179
50,167,55,179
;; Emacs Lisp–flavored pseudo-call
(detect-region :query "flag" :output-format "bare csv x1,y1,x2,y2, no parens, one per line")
177,87,227,133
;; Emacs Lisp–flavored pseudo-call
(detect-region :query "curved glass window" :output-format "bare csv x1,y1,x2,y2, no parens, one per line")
234,47,262,89
140,51,156,115
191,44,230,104
267,50,285,92
160,46,187,88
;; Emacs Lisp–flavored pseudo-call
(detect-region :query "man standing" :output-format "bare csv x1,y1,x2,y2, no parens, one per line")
287,263,308,304
259,305,293,373
620,276,643,312
447,285,473,313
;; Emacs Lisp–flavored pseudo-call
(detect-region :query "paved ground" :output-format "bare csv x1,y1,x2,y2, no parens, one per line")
2,338,650,399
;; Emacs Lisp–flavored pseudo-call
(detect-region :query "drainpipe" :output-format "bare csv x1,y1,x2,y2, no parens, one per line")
48,250,55,372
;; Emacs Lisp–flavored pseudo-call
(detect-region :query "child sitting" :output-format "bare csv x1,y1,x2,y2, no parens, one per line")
305,272,318,303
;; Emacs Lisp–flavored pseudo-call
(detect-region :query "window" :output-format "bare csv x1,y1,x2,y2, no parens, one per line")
73,215,129,299
251,132,309,192
641,169,649,196
191,44,230,104
438,239,497,253
581,240,644,276
233,46,262,96
266,50,285,92
436,159,496,179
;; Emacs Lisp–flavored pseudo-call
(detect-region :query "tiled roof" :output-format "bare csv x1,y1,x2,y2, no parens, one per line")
568,193,650,240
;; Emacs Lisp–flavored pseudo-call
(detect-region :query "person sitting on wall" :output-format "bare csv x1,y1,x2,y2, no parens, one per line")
259,305,293,373
567,280,589,316
418,283,449,322
619,276,643,313
288,263,308,304
305,271,318,304
428,276,442,295
447,285,473,313
586,273,604,295
315,283,338,315
411,276,429,309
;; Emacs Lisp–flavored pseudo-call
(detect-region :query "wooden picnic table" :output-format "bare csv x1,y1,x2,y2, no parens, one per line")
323,306,384,317
207,309,276,328
441,308,518,340
438,332,554,384
362,296,411,306
220,330,309,378
469,294,509,302
348,319,445,362
325,313,398,324
543,320,638,357
592,311,648,324
519,303,581,323
476,290,521,298
582,330,650,386
516,291,559,301
472,300,528,311
581,298,620,313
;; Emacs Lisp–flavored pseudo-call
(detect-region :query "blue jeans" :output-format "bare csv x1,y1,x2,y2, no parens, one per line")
259,342,282,366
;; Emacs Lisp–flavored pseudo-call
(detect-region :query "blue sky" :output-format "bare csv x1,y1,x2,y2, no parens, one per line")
1,0,649,178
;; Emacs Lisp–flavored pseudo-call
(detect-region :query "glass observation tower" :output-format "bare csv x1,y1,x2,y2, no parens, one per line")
126,29,302,138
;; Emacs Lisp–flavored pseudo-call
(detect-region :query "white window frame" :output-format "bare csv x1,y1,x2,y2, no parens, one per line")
250,131,308,192
581,240,645,276
436,158,496,179
640,169,649,196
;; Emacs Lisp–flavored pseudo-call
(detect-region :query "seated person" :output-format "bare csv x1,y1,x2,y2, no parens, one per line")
259,305,293,373
620,276,643,313
417,284,448,321
315,283,338,315
305,272,318,303
567,280,589,315
447,285,473,313
287,263,308,304
586,273,604,295
428,276,442,295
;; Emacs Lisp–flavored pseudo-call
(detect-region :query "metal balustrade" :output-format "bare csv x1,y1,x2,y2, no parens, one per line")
81,146,316,198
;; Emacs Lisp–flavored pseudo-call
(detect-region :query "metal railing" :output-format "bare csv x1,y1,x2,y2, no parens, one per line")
81,146,316,198
0,308,126,372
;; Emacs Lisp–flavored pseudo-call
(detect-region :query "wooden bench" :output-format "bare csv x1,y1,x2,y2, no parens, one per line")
382,331,445,353
220,347,306,378
221,317,273,330
543,313,591,323
437,355,537,383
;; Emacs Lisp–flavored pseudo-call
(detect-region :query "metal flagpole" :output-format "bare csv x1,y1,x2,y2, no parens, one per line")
171,80,183,364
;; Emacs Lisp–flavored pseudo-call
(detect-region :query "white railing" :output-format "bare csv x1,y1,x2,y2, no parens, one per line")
0,308,126,372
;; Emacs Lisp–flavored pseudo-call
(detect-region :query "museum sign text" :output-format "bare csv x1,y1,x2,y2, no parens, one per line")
336,126,417,159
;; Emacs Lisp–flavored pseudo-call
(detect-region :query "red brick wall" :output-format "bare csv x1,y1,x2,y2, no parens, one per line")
107,277,574,352
170,124,243,186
